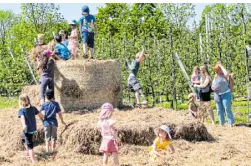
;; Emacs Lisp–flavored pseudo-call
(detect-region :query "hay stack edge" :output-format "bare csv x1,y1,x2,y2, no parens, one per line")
22,59,123,112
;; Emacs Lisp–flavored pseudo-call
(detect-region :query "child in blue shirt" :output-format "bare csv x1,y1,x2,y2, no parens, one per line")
40,89,66,152
79,5,97,59
18,94,43,163
52,35,71,60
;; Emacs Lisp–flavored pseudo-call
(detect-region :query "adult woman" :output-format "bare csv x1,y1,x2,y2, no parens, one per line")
212,62,234,127
194,66,215,124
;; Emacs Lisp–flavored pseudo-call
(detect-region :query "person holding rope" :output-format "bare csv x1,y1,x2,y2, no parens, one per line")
127,48,148,108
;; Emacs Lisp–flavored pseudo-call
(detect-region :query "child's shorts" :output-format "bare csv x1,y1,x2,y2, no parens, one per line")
44,125,57,142
127,73,142,92
21,132,34,150
82,32,94,48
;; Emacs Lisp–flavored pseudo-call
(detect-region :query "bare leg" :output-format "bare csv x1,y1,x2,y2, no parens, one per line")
45,141,49,152
135,91,140,104
89,48,94,59
28,149,36,163
83,43,88,57
201,101,215,124
102,152,109,166
112,152,119,166
51,140,56,152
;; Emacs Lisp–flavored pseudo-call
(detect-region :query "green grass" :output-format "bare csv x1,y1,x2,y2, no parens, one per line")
0,97,18,109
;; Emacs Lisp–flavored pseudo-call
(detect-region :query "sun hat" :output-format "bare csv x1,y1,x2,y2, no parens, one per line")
188,93,196,100
42,50,52,58
99,103,114,120
154,125,172,140
69,20,77,25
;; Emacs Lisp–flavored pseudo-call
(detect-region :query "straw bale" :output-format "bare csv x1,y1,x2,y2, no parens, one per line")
54,60,123,111
21,85,41,108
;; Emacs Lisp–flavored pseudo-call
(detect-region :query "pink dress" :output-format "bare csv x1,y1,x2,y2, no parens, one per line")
98,119,118,153
68,28,79,56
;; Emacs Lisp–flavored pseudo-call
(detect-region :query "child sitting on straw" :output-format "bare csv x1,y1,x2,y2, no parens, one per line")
97,103,120,166
18,94,44,163
59,30,69,47
127,48,148,107
38,50,55,105
51,35,71,60
40,89,66,152
188,93,198,119
148,125,175,162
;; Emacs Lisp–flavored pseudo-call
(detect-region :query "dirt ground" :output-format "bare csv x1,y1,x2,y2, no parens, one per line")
0,106,251,166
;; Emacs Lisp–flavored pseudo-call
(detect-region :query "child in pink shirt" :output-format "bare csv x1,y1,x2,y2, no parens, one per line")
97,103,119,166
68,20,79,59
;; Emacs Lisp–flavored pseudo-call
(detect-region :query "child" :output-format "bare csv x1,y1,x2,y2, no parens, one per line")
38,50,55,105
35,34,45,47
97,103,119,166
191,66,200,100
18,94,44,163
59,30,69,47
148,125,175,161
188,93,198,119
52,35,71,60
79,5,97,59
68,20,79,59
127,48,148,107
40,89,66,152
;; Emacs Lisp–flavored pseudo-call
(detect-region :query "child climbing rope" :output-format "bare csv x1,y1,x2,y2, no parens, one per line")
38,50,55,105
68,20,79,59
97,103,120,166
79,5,97,59
187,93,198,119
127,48,148,107
148,125,175,162
18,94,44,163
40,89,66,152
52,35,71,60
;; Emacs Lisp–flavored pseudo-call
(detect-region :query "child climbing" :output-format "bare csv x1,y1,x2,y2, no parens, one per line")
97,103,120,166
40,89,66,152
148,125,175,161
35,34,45,47
52,35,71,60
59,30,69,47
191,66,200,100
188,93,198,119
38,50,55,105
18,94,44,163
79,5,97,59
68,20,79,59
127,48,148,107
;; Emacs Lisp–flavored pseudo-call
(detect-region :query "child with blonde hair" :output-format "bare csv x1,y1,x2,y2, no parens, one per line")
188,93,198,119
148,125,174,161
18,94,43,163
97,103,119,166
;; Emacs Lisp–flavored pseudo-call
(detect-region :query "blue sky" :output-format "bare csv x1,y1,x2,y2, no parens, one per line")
0,3,211,25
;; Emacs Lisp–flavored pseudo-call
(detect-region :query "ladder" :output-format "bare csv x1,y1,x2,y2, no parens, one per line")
245,45,251,123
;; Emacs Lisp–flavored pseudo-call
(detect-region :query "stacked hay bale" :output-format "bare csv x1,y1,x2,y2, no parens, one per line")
54,59,123,111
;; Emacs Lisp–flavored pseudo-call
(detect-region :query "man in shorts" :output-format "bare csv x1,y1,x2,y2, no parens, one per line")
79,5,98,59
40,89,66,152
127,48,148,107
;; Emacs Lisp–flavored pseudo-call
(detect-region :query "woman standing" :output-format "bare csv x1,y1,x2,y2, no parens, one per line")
194,66,215,124
212,62,234,127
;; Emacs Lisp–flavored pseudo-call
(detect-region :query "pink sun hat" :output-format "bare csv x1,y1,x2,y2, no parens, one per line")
99,103,114,120
42,50,52,58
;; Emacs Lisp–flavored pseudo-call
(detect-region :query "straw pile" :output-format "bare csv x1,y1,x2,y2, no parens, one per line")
7,107,212,155
1,107,251,165
54,60,123,111
21,85,41,108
